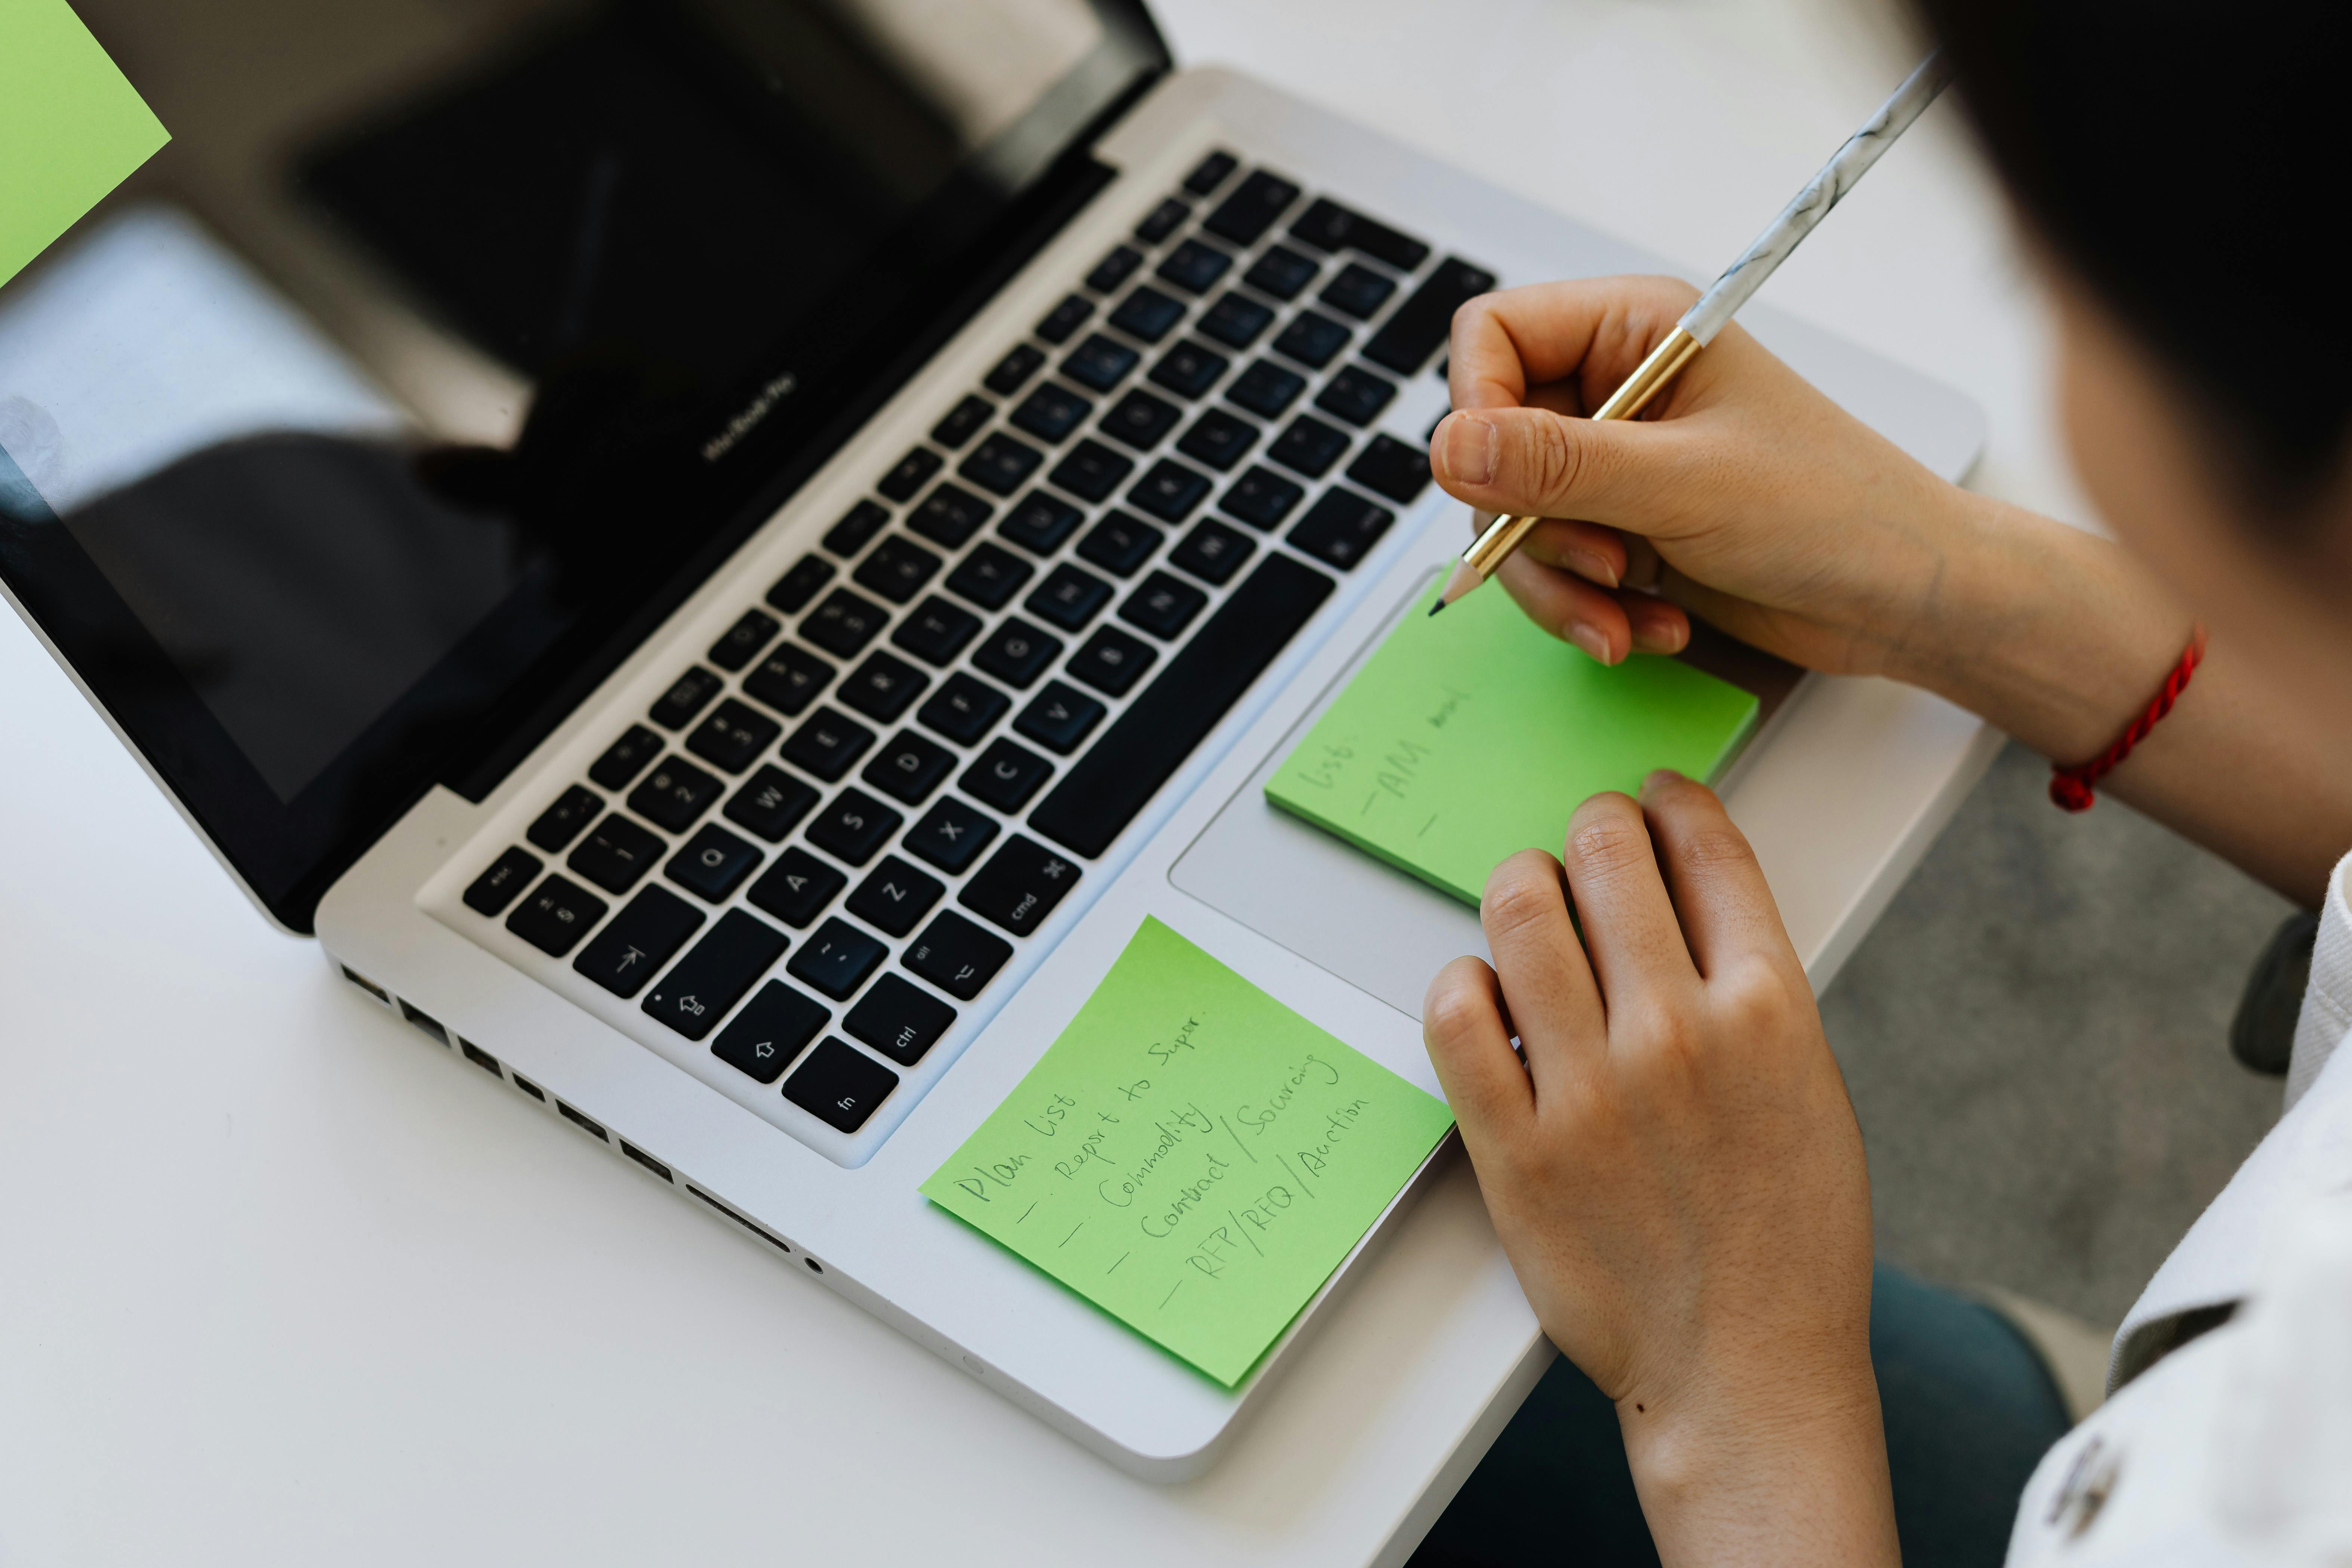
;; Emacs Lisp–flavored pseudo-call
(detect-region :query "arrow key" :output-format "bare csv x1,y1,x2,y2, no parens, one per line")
710,981,830,1084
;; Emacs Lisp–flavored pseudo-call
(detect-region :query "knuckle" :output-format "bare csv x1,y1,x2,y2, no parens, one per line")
1480,852,1565,936
1422,969,1496,1046
1675,823,1756,877
1565,802,1651,881
1716,956,1803,1032
1520,416,1589,510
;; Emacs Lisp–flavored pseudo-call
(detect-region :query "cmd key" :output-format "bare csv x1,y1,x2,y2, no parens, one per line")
957,835,1081,937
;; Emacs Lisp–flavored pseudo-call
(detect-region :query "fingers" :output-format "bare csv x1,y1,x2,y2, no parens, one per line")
1447,277,1700,415
1518,518,1627,589
1432,405,1665,527
1560,794,1697,1011
1422,956,1532,1143
1497,550,1632,665
1479,850,1607,1097
1637,772,1801,980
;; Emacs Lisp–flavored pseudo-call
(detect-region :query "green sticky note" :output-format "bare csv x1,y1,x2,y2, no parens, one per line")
1,0,169,292
1266,579,1761,905
921,917,1455,1387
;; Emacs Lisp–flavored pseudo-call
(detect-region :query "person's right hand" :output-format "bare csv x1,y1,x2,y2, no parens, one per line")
1429,275,1971,672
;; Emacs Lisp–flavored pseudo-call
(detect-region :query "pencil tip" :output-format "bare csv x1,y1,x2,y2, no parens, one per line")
1427,599,1446,617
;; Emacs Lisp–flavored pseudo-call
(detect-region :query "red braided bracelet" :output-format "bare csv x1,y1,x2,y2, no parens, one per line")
2048,625,2207,812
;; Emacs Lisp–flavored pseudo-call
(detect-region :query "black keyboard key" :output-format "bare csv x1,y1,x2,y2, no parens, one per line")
786,918,888,1001
712,981,829,1083
1102,388,1182,450
1149,339,1231,396
649,667,723,730
1086,245,1144,295
910,481,991,555
1169,517,1254,585
1183,150,1239,196
805,787,902,866
781,707,876,782
962,737,1054,811
824,499,890,558
1198,293,1274,349
465,847,542,916
784,1039,898,1134
1010,382,1092,444
1227,359,1306,418
742,642,834,717
1155,239,1233,296
1288,197,1432,272
1067,625,1158,697
1320,263,1400,321
1046,438,1133,505
891,596,981,666
904,796,999,875
667,822,763,902
959,835,1083,937
724,765,820,842
1062,333,1140,392
972,617,1062,688
1244,245,1319,301
983,343,1046,397
629,757,724,832
905,911,1013,1000
944,541,1033,610
1128,459,1212,522
1037,293,1093,344
1118,571,1208,639
1076,511,1164,577
686,698,783,774
1135,197,1190,245
930,394,993,449
1290,487,1398,569
766,554,835,614
1203,169,1301,246
1108,284,1185,344
862,729,955,805
1177,407,1259,471
747,846,847,928
839,651,929,724
959,431,1044,497
507,874,607,956
999,492,1084,554
1345,433,1432,505
708,609,780,671
1219,465,1306,530
589,725,662,790
802,588,890,659
853,536,942,603
917,671,1012,746
1363,257,1498,374
1015,681,1106,754
574,884,704,996
846,856,945,937
1268,413,1351,477
846,973,957,1066
644,909,790,1040
878,448,945,503
528,784,603,852
568,813,666,894
1273,311,1350,369
1025,563,1113,631
1030,554,1333,857
1317,364,1397,427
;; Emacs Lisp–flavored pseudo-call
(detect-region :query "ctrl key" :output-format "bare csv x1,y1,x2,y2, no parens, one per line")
711,981,830,1084
785,1039,900,1134
643,909,790,1041
506,874,607,956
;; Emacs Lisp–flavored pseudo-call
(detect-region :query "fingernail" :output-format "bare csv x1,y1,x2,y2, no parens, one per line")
1439,414,1498,486
1641,768,1685,798
1568,623,1611,663
1565,548,1619,589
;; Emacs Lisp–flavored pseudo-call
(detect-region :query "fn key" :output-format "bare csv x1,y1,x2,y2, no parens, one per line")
785,1039,899,1134
643,909,789,1040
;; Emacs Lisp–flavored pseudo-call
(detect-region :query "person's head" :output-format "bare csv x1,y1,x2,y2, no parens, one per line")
1912,0,2352,734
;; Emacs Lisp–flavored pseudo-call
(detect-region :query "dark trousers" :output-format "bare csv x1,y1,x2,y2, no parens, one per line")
1409,1264,2075,1568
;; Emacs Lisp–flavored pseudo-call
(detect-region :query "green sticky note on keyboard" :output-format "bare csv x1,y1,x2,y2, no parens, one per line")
1267,579,1761,905
921,917,1455,1387
2,0,169,292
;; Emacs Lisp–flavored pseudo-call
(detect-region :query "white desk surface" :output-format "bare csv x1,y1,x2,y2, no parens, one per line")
0,3,2085,1562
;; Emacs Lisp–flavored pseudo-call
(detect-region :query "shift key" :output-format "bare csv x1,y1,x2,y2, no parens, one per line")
643,909,790,1039
957,836,1082,937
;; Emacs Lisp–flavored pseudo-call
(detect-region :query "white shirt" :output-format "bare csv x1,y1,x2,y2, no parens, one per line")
2007,852,2352,1565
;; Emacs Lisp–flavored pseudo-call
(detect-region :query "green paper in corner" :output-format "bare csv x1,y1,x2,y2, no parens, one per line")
1,0,168,292
1267,579,1761,905
921,917,1454,1388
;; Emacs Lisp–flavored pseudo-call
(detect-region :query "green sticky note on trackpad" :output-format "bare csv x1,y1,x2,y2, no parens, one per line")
1,0,169,292
921,917,1455,1388
1266,579,1761,905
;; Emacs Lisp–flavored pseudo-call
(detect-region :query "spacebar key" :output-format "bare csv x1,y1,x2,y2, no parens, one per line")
1030,554,1332,858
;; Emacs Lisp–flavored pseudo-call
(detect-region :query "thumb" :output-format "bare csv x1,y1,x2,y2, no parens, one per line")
1430,406,1653,524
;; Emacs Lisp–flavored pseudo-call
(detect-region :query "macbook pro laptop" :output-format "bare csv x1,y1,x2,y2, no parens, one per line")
0,0,1983,1477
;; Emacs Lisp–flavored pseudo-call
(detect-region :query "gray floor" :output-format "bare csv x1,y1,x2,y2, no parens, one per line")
1820,741,2296,1328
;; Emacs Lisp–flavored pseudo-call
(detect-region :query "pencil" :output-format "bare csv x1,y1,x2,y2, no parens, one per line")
1431,51,1952,616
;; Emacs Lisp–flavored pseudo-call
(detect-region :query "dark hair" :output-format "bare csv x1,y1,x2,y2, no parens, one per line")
1912,0,2351,508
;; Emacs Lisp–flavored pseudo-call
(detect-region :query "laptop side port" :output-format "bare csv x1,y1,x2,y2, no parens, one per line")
685,1186,793,1254
340,965,391,1005
558,1102,608,1140
619,1142,672,1182
396,999,450,1045
457,1039,501,1077
510,1075,547,1102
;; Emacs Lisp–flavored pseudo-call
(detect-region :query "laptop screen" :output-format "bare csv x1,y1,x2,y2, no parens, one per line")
0,0,1165,927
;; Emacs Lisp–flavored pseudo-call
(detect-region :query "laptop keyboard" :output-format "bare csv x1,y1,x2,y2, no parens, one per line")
456,151,1497,1151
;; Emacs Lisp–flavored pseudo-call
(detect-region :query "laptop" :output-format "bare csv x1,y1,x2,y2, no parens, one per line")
0,0,1982,1478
